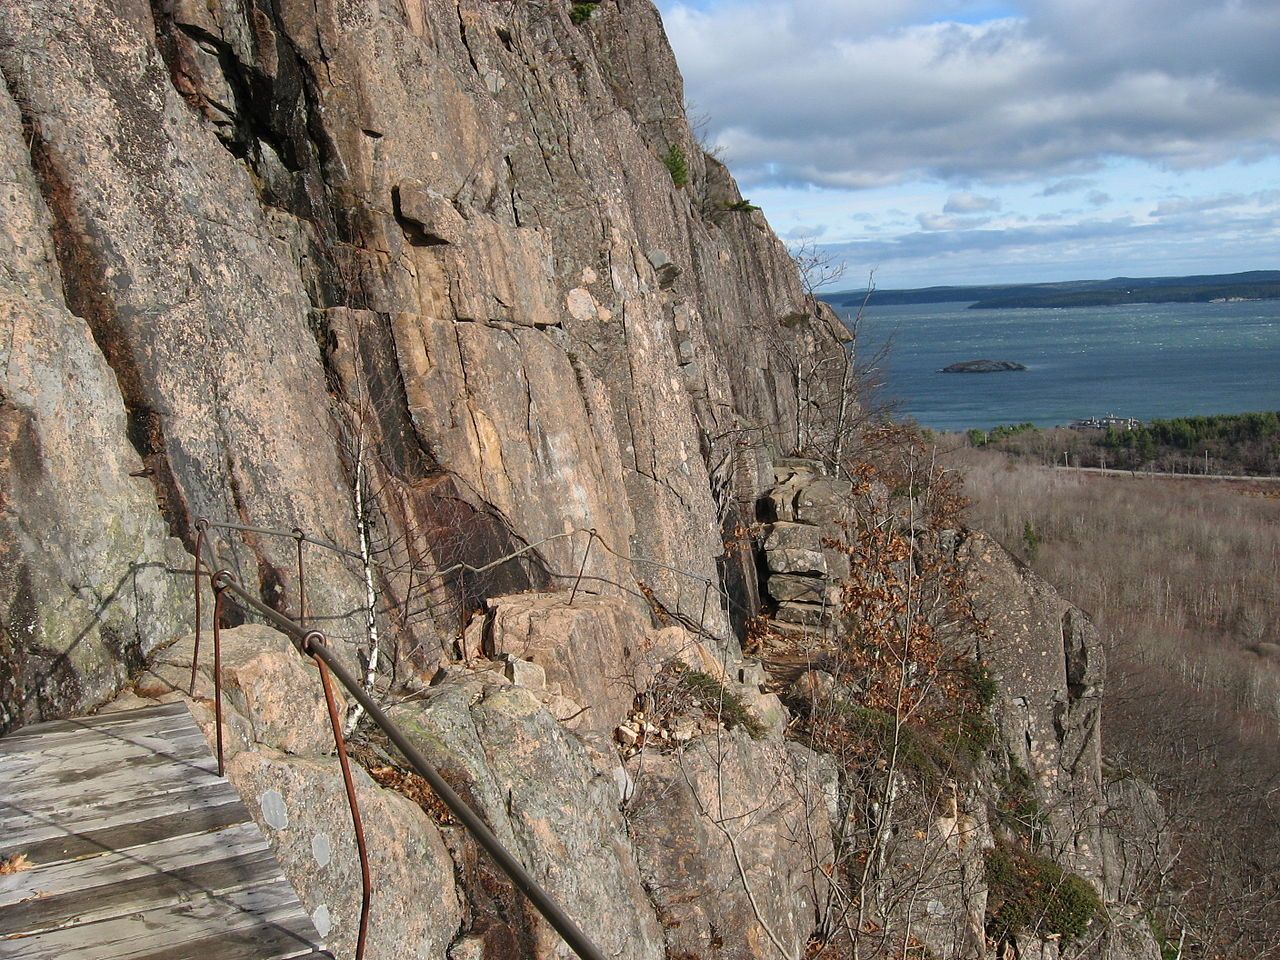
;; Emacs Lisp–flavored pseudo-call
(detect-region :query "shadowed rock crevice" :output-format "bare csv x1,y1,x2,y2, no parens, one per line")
13,106,193,542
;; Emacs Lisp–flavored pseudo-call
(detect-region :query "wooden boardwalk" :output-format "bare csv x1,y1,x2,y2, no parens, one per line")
0,701,329,959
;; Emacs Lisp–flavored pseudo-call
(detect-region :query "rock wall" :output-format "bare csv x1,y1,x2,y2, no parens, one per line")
0,0,846,727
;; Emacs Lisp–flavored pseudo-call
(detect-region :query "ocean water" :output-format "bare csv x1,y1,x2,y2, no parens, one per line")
844,299,1280,432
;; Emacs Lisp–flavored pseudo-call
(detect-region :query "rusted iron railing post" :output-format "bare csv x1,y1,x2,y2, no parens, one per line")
568,528,596,605
293,527,306,626
190,520,207,695
305,630,371,960
209,569,231,778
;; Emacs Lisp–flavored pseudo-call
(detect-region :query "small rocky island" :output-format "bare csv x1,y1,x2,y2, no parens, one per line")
941,359,1028,373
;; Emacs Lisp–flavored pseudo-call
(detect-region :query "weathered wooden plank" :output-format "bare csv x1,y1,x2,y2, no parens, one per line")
12,795,247,869
0,718,195,765
0,727,210,784
0,821,269,909
0,877,321,960
0,702,192,750
1,844,284,937
2,748,222,814
1,778,242,847
136,914,331,960
0,703,202,748
0,702,323,959
0,706,214,791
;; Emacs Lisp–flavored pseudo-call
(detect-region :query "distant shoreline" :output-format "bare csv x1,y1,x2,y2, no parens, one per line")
968,286,1280,309
821,268,1280,311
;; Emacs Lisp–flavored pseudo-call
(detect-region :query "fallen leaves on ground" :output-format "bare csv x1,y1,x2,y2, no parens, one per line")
0,853,33,875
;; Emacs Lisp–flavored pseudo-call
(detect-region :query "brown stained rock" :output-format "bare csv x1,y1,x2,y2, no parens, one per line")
386,309,638,596
626,731,834,960
230,747,462,960
483,592,650,738
142,626,342,758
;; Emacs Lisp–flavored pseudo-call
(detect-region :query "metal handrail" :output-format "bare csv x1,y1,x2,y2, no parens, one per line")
194,514,751,638
189,519,607,960
198,517,363,561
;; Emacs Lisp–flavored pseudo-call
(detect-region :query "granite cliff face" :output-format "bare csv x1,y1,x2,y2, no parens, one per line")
0,3,1160,959
0,0,849,727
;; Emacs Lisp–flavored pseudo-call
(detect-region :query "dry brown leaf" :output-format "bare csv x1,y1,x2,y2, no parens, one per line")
0,853,33,875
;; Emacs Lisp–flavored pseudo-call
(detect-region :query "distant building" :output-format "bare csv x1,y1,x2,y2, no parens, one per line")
1069,413,1140,431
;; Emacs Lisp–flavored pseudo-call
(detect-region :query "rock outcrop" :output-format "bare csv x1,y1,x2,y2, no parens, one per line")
941,360,1028,373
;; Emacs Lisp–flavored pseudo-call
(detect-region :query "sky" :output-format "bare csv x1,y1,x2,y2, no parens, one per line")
654,0,1280,289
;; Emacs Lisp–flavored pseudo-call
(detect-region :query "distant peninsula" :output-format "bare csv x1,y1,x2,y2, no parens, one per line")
941,360,1027,373
822,269,1280,311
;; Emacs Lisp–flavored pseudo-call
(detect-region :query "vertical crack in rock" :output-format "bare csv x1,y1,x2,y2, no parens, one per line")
9,92,191,541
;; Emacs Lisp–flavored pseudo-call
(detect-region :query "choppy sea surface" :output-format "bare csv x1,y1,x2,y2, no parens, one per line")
843,299,1280,432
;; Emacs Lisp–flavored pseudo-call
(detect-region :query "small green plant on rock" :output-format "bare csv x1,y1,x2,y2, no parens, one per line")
617,660,765,757
968,663,999,707
722,199,759,212
994,757,1049,844
984,839,1102,944
661,144,689,188
1147,912,1182,960
670,662,766,738
570,2,600,25
939,707,997,764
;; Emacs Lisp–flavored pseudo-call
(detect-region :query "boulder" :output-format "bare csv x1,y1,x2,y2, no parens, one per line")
394,180,468,245
766,574,834,604
392,682,665,960
482,592,652,737
794,478,855,525
141,626,342,759
230,748,462,960
626,730,835,959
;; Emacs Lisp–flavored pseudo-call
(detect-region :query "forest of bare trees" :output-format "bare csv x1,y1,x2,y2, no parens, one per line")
955,449,1280,957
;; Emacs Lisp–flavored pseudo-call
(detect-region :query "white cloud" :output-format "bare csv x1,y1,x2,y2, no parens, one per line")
659,1,1280,189
918,212,992,230
944,191,1002,213
1039,177,1095,196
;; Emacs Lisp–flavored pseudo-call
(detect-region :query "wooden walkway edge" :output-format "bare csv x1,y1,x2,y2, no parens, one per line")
0,701,329,959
